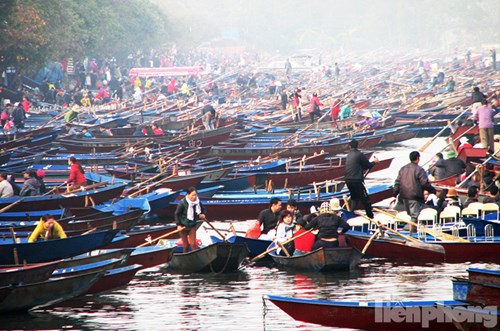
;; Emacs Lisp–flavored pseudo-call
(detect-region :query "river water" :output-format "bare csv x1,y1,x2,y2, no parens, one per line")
2,138,496,331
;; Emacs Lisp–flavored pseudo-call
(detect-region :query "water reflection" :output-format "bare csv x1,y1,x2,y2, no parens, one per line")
0,310,93,330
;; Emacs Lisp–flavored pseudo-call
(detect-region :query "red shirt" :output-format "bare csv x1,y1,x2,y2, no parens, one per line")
308,96,323,113
293,229,315,252
68,163,87,185
153,128,164,135
330,105,340,120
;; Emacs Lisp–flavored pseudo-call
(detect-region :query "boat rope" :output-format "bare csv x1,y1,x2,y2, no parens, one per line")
210,244,234,274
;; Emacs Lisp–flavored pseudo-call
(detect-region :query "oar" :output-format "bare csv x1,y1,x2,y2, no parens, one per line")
418,107,470,152
361,228,380,254
0,198,25,214
203,219,227,242
137,226,186,248
250,228,314,263
81,227,97,235
373,207,468,242
353,211,445,254
43,183,64,196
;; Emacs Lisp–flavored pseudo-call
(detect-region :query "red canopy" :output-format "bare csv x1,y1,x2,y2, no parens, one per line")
128,66,203,77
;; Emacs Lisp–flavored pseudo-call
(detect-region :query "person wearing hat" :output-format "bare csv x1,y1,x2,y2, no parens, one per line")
11,101,25,129
457,137,473,154
394,151,436,235
286,199,303,224
64,105,80,123
345,139,379,218
36,169,46,194
443,150,466,184
443,187,462,209
303,199,350,250
291,217,316,256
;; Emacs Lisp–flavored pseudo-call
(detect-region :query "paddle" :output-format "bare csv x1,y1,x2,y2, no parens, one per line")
203,219,227,242
250,228,314,263
353,211,445,254
418,106,470,152
0,198,25,214
373,207,468,242
361,228,380,254
137,226,186,248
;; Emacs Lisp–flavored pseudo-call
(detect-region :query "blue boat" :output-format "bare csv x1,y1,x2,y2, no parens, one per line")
462,214,500,236
0,230,119,265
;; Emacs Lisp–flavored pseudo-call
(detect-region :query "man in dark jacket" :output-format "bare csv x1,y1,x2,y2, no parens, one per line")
394,151,436,234
442,150,466,183
345,139,379,218
258,197,282,235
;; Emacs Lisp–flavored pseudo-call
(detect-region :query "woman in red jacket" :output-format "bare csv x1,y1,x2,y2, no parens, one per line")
308,92,323,123
65,156,87,189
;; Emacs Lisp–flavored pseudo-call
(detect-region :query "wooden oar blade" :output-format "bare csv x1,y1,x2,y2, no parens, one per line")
406,240,445,255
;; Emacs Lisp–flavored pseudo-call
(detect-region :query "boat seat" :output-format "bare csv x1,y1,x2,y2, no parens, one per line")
466,202,484,216
461,207,480,219
394,211,411,229
417,208,437,227
369,214,395,230
484,224,494,241
439,206,460,226
451,225,460,237
466,223,476,241
480,203,499,220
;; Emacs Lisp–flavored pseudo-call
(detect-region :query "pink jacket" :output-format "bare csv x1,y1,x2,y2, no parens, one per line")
474,105,494,129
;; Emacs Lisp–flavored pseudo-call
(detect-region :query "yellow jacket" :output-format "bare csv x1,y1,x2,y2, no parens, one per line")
28,220,67,242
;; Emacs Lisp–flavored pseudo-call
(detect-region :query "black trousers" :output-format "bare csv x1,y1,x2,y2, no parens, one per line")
346,181,374,218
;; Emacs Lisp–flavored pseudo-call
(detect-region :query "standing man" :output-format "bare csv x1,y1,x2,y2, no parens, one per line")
474,99,495,154
394,151,436,235
345,139,379,218
258,197,282,237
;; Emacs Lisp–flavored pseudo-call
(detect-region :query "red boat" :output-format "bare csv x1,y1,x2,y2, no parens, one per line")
467,268,500,287
264,295,464,331
86,264,142,294
347,232,500,263
126,245,174,270
265,158,393,188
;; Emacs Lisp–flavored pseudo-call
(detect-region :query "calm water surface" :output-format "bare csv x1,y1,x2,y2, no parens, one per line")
3,138,494,331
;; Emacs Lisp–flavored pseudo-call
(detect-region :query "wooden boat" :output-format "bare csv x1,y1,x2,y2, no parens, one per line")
452,277,500,306
0,230,119,265
268,236,362,272
52,258,123,278
347,231,500,263
430,174,459,186
462,217,500,236
467,267,500,287
211,235,272,259
0,260,61,287
0,270,103,313
86,264,142,294
103,224,178,249
57,248,134,269
0,183,126,212
165,241,249,273
437,304,499,331
264,295,464,331
126,245,174,270
457,147,487,163
264,157,393,188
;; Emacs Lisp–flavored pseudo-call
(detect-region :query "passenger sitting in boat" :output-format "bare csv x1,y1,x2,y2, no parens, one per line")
152,124,164,135
174,187,206,253
457,137,473,154
482,185,500,206
286,199,304,224
442,187,462,209
275,210,296,256
64,156,87,189
292,218,316,256
428,152,446,181
443,150,466,184
36,169,46,194
0,172,14,198
19,170,41,196
81,127,93,138
304,199,350,250
63,123,78,135
258,197,282,240
28,214,67,242
463,186,480,208
99,126,113,136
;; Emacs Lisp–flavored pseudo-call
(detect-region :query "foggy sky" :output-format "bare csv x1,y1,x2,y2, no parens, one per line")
153,0,500,54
